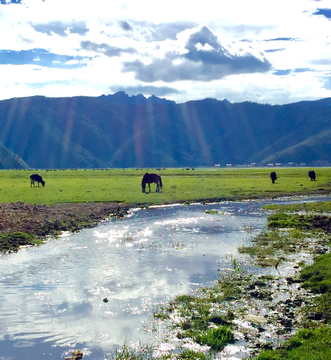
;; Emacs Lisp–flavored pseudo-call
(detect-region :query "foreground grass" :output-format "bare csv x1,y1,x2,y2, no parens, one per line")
255,326,331,360
0,167,330,206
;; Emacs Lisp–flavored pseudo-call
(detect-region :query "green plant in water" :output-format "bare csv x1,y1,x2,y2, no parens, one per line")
111,340,147,360
205,210,218,215
179,349,207,359
0,232,42,253
196,326,234,351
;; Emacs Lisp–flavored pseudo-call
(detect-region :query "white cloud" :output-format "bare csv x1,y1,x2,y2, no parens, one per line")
0,0,330,104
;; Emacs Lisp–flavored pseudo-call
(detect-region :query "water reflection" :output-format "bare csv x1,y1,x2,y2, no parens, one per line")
0,197,326,359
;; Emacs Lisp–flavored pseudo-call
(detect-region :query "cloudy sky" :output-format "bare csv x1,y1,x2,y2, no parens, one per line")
0,0,331,104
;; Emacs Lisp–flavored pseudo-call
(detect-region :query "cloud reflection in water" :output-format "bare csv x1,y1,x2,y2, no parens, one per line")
0,201,268,359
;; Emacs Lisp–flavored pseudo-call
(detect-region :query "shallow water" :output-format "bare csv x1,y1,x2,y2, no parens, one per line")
0,197,327,359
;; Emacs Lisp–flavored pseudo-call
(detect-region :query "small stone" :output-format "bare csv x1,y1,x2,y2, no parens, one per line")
53,219,62,230
244,315,267,325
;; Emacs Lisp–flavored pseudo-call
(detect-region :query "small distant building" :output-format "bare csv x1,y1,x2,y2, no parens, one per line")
226,164,232,167
215,164,220,167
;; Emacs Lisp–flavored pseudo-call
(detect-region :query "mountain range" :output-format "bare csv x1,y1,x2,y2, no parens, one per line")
1,91,331,169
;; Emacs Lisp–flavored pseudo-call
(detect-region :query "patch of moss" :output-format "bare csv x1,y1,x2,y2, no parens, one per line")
179,349,206,360
300,253,331,293
254,326,331,360
216,278,242,300
205,210,218,215
196,326,234,351
0,231,42,253
267,212,311,229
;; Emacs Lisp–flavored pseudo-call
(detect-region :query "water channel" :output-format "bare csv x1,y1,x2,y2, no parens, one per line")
0,197,327,359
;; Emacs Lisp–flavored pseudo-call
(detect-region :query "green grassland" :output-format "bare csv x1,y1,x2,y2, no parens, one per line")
0,167,330,205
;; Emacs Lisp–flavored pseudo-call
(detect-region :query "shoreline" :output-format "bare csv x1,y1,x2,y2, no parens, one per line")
0,201,133,253
1,190,330,253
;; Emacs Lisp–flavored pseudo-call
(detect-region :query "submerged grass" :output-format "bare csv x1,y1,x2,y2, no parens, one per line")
238,209,331,267
0,231,43,252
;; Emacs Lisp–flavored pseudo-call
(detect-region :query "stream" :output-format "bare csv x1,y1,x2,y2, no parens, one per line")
0,197,327,359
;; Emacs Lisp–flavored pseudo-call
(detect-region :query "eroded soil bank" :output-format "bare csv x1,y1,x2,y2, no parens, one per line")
0,201,133,252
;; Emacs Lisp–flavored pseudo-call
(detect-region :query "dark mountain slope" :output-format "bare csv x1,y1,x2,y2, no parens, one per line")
0,142,29,169
0,93,331,168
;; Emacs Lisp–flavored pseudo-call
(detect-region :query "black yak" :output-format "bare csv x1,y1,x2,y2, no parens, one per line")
270,171,277,184
308,170,316,181
30,174,45,187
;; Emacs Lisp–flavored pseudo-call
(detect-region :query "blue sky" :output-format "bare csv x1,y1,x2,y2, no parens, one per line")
0,0,330,104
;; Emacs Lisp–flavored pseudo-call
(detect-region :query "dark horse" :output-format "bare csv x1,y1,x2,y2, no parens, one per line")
142,173,162,193
308,170,316,181
270,171,277,184
30,174,45,187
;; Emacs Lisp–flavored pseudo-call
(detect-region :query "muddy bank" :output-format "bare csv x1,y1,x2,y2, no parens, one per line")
0,201,133,252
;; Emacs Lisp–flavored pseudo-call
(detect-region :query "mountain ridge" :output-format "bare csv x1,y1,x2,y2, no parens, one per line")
0,92,331,169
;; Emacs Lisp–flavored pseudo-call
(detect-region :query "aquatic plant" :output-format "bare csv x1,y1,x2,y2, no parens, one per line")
195,326,234,351
0,231,42,253
179,349,206,359
110,340,150,360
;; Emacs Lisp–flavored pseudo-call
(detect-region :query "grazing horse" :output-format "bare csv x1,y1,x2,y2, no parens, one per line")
270,171,277,184
30,174,45,187
142,172,162,193
308,170,316,181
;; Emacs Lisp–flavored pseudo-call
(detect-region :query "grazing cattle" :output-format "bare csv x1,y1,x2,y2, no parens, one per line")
308,170,316,181
270,171,277,184
30,174,45,187
141,172,162,193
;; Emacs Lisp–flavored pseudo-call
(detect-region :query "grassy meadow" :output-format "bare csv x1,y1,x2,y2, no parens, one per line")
0,167,330,206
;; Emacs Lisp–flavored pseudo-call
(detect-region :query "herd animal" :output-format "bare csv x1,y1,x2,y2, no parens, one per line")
30,173,45,187
28,169,317,191
270,171,277,184
269,170,317,184
308,170,316,181
141,172,163,193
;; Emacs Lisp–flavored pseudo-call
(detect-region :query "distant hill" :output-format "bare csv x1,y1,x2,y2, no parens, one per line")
0,142,29,169
0,92,331,169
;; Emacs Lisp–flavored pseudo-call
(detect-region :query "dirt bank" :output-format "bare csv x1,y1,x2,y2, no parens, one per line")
0,202,133,252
